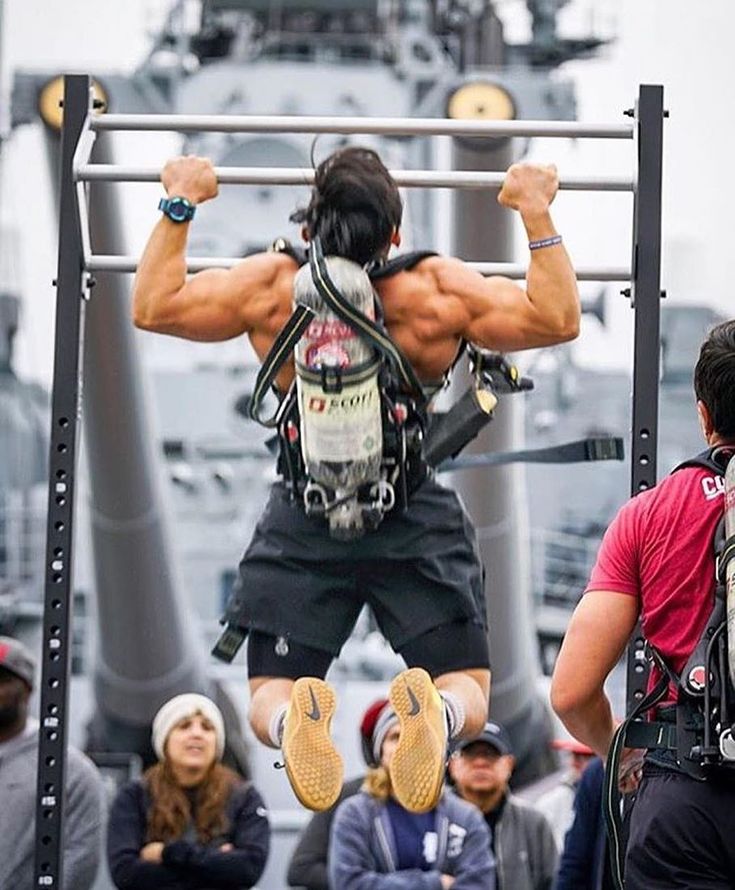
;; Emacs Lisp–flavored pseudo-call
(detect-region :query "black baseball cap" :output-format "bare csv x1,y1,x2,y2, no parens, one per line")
453,721,513,757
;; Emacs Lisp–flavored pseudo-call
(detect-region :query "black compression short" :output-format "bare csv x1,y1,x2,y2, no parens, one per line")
247,618,490,680
225,475,487,661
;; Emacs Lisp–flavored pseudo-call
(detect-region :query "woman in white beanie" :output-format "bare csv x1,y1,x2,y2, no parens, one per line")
107,693,270,889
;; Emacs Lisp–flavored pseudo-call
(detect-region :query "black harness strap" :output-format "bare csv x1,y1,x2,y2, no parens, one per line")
437,436,624,472
367,250,438,279
605,649,672,890
248,303,314,427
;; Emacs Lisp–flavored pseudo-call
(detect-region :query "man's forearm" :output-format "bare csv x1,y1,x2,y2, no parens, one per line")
556,689,615,758
132,218,190,328
520,208,579,341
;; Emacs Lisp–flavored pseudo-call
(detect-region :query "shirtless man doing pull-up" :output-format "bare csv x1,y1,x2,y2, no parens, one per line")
133,146,579,813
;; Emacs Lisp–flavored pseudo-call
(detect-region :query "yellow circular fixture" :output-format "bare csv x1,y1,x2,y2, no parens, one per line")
447,81,516,121
38,75,109,131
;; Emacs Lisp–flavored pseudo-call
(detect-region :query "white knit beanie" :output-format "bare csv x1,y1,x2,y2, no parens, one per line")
151,693,226,761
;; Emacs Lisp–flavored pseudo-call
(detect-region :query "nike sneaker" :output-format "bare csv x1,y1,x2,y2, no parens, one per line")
282,676,343,811
388,666,447,813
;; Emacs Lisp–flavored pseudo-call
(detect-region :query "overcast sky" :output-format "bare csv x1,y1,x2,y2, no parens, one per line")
1,0,732,385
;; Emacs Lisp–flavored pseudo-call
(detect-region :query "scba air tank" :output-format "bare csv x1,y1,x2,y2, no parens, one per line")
293,257,392,539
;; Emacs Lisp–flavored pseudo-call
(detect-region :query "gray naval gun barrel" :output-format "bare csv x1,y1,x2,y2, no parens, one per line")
45,129,211,760
448,136,556,787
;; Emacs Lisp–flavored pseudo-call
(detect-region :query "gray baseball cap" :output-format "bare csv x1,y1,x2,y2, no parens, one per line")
0,636,36,688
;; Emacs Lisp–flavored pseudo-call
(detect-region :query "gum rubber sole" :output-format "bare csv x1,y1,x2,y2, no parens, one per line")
282,677,343,811
388,666,447,813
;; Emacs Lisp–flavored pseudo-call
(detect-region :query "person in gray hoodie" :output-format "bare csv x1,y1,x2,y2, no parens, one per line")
328,701,495,890
448,722,557,890
0,635,103,890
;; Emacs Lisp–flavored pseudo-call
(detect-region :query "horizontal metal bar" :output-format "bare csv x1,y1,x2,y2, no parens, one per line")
87,254,630,281
471,263,630,281
91,113,634,140
76,164,633,192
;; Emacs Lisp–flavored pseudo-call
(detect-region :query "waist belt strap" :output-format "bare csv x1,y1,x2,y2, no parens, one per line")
624,720,677,750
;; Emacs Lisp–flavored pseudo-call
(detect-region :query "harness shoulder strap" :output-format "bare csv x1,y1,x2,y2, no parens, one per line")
248,304,314,427
367,250,438,280
673,446,735,476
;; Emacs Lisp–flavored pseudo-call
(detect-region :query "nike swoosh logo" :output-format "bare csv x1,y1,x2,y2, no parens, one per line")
406,684,421,717
306,686,321,721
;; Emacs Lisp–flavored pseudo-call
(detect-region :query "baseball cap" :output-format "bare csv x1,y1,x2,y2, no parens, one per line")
0,636,36,688
453,721,513,757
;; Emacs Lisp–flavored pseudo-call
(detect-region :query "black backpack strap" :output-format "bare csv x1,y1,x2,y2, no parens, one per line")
310,238,427,408
248,303,315,427
673,446,735,476
367,250,438,280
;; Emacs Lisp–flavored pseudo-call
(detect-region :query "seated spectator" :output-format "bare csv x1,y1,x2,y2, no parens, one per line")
108,692,269,889
535,738,595,851
0,635,103,890
448,722,557,890
287,698,386,889
329,701,494,890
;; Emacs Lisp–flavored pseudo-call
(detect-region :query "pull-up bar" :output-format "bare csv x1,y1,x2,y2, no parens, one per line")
72,111,634,280
76,164,633,192
85,254,630,281
91,112,635,139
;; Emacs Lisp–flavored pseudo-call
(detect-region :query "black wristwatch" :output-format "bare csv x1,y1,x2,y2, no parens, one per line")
158,196,196,223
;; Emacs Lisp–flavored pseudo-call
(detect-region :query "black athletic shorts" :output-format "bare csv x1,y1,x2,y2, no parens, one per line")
625,762,735,889
224,474,487,668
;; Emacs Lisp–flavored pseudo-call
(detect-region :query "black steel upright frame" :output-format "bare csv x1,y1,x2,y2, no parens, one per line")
33,74,92,889
32,80,665,875
626,84,665,711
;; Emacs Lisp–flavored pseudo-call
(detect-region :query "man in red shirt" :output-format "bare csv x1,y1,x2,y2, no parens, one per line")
551,320,735,888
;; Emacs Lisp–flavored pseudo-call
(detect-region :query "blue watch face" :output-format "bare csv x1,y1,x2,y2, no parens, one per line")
167,198,192,222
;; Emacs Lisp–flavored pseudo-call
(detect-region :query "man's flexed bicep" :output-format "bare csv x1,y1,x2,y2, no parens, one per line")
435,162,581,352
432,259,577,353
132,155,284,342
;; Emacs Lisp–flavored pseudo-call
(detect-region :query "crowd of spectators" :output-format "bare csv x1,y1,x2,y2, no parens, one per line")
1,633,603,890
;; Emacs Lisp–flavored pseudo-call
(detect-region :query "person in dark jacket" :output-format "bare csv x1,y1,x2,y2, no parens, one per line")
554,757,608,890
107,693,270,889
448,722,557,890
329,701,495,890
